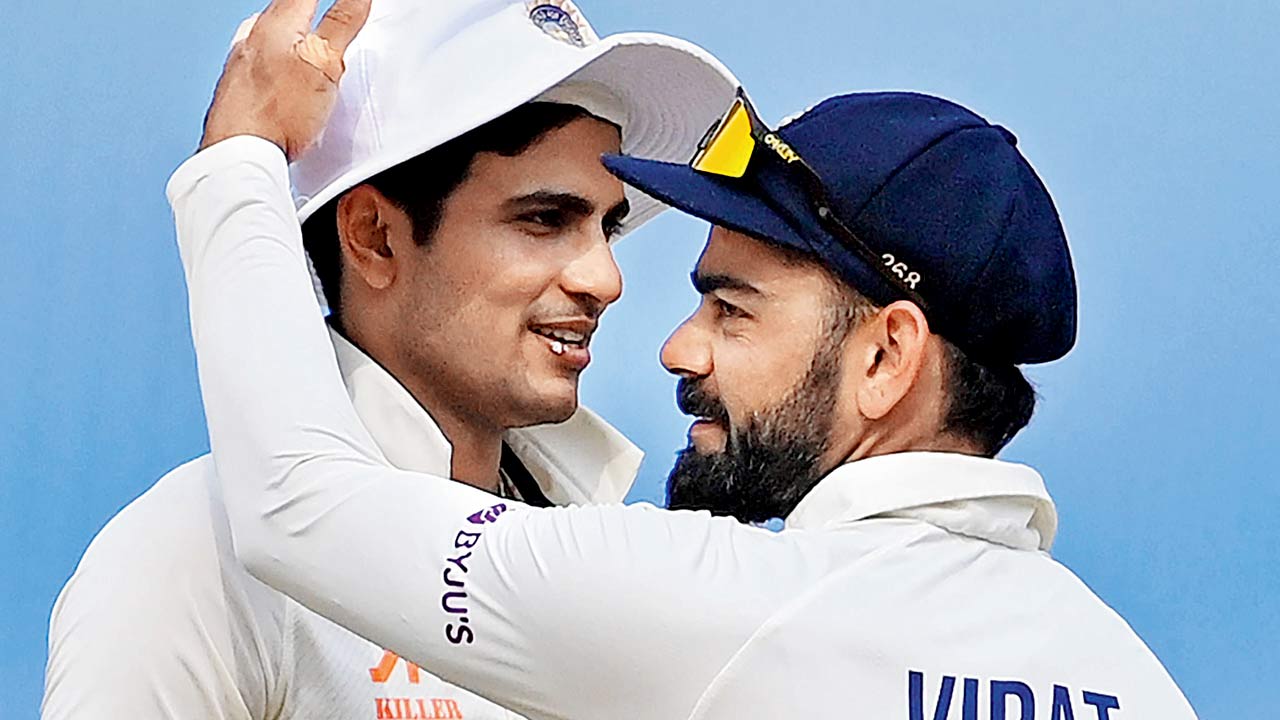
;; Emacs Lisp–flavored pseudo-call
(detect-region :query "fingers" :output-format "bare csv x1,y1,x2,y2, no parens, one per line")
258,0,317,32
314,0,372,53
294,34,345,83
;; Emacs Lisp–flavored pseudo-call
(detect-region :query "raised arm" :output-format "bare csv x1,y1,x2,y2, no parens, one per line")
175,0,538,705
174,3,802,717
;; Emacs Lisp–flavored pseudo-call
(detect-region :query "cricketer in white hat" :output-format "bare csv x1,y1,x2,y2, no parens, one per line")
41,1,737,718
294,0,736,228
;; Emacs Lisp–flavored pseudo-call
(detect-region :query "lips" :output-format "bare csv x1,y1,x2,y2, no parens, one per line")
529,318,596,369
687,417,728,448
530,324,590,349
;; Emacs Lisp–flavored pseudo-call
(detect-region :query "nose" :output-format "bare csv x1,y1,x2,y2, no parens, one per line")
661,311,712,378
561,238,623,308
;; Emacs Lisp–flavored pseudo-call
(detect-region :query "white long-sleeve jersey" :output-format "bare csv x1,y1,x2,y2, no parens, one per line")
170,136,1198,720
43,155,642,719
41,324,641,720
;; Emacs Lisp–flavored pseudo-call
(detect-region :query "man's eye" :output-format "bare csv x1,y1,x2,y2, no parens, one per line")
715,298,747,319
520,210,567,229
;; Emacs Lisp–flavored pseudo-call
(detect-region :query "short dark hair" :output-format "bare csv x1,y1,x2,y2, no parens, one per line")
302,102,600,320
938,340,1036,455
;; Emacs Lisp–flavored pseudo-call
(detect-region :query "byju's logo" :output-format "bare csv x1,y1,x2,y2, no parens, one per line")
443,503,514,645
467,503,507,525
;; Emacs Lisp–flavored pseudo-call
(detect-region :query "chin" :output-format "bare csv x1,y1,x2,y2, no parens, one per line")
509,382,579,427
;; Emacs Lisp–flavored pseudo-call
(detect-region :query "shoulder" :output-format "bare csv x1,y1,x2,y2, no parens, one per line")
61,456,264,595
56,453,291,624
44,456,287,719
77,457,219,564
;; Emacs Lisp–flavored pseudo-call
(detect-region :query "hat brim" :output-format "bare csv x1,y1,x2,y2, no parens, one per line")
295,32,738,240
563,35,740,236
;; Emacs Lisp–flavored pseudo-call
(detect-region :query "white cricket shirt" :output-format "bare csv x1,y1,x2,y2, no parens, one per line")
42,286,641,717
171,136,1199,720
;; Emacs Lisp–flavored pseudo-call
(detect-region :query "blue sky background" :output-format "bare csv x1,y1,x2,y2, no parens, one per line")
2,1,1276,717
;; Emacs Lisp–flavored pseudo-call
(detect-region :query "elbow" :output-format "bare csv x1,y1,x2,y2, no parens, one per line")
221,465,299,590
227,514,285,588
222,450,370,591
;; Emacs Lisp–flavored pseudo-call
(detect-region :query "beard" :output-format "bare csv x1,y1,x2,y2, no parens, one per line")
665,336,845,525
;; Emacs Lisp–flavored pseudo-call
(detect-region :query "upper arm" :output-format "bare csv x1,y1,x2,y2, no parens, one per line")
42,473,279,720
443,504,810,720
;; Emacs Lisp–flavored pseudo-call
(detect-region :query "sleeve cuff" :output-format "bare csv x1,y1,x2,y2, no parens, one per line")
165,135,291,208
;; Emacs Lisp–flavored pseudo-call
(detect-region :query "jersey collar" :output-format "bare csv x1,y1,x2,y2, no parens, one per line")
785,451,1058,551
329,327,641,505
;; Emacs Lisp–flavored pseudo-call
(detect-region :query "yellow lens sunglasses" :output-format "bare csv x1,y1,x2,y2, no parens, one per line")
691,88,928,308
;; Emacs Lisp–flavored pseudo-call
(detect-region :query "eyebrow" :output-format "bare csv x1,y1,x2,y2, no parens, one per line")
503,191,595,217
690,271,763,296
502,191,631,233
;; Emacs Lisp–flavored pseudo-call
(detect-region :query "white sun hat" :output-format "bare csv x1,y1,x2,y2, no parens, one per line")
291,0,740,237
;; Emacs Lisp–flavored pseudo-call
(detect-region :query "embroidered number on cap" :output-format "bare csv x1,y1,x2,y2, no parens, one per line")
882,253,922,290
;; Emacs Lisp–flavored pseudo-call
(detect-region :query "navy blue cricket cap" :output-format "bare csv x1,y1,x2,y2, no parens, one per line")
603,91,1077,365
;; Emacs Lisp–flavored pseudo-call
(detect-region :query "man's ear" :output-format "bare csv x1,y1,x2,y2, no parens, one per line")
335,184,405,291
853,301,932,420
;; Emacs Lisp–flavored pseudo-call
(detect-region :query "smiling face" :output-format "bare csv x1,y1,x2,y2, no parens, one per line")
344,116,628,435
408,116,626,427
661,226,870,522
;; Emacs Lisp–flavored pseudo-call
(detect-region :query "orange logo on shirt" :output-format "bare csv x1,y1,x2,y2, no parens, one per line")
369,651,465,719
370,650,421,684
375,697,463,719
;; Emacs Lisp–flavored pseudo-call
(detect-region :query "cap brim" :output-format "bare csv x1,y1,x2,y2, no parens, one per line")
605,153,910,309
602,155,817,254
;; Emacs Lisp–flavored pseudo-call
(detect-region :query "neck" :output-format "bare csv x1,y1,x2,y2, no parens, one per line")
830,367,984,469
827,416,984,471
422,406,504,492
337,321,503,493
839,432,983,468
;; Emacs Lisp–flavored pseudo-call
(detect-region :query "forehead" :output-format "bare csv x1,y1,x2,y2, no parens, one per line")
696,226,836,296
461,116,624,200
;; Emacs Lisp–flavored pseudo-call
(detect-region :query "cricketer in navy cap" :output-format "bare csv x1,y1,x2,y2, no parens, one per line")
605,91,1077,366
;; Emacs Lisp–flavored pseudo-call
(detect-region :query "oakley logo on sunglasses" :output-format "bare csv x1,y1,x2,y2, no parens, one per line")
763,133,801,164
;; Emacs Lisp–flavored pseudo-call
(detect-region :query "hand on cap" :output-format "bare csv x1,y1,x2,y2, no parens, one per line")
199,0,372,160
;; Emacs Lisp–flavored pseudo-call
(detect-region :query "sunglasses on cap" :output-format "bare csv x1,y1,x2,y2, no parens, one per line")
690,88,928,310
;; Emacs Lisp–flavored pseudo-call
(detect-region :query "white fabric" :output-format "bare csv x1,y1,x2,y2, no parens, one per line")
291,0,738,233
534,81,628,131
171,136,1199,720
42,255,638,718
332,328,642,506
786,450,1059,550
